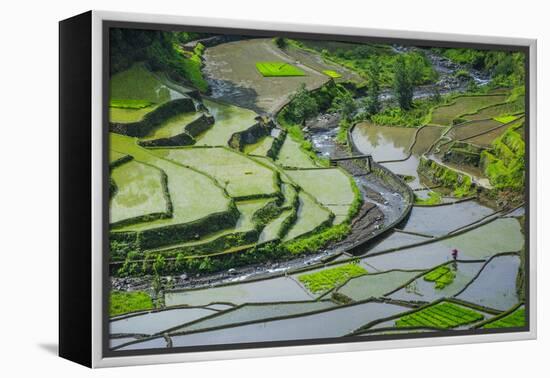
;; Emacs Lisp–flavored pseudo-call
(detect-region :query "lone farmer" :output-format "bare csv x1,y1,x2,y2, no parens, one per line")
452,249,458,261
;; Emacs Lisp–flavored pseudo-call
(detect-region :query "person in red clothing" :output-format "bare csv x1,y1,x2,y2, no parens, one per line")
451,249,458,270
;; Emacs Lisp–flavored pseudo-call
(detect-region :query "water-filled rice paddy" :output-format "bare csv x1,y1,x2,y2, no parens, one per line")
456,254,520,311
430,95,507,126
351,123,416,161
362,218,523,272
448,119,504,141
283,192,332,241
110,133,231,232
153,147,279,198
336,270,424,301
202,38,327,113
148,198,271,255
165,302,409,348
276,137,319,168
141,112,203,141
165,276,313,307
110,307,217,335
286,168,355,217
174,301,335,333
399,201,494,237
365,231,433,254
258,209,294,242
110,160,169,225
388,261,485,302
109,64,187,123
463,97,525,121
194,99,258,147
243,136,274,156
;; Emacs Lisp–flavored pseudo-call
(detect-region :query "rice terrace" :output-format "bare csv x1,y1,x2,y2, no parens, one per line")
107,29,528,352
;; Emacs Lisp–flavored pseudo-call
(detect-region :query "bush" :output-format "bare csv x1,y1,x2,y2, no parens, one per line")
110,291,153,316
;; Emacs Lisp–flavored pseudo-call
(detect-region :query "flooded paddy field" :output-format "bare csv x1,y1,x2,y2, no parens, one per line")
203,38,327,113
107,32,527,352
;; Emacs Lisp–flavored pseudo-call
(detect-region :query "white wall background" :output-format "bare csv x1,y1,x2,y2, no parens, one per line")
0,0,546,376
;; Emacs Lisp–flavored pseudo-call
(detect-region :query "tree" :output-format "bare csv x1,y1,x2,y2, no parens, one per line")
393,55,414,110
330,90,357,122
274,37,287,49
365,57,381,115
287,83,319,125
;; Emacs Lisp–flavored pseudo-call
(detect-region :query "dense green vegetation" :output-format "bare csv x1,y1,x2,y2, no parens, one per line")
414,191,442,205
256,62,305,77
110,291,153,316
110,28,209,91
298,263,367,294
423,266,456,289
395,301,484,329
481,121,525,191
110,99,154,109
436,48,525,88
482,307,525,329
291,40,437,87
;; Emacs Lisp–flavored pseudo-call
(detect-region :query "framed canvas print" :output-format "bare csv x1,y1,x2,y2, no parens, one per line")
59,10,537,368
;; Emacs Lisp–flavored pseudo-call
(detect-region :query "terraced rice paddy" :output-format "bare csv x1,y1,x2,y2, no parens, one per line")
336,270,423,301
202,38,327,113
153,147,280,198
174,301,335,333
297,263,367,294
110,133,232,233
481,306,525,329
195,99,258,147
362,218,523,272
455,254,520,311
111,307,217,335
109,64,186,123
148,198,271,255
283,192,333,241
141,112,203,141
351,123,416,161
110,160,169,225
108,35,527,352
286,168,355,223
398,200,494,237
276,136,319,168
165,277,313,307
157,302,409,348
243,136,274,156
430,95,507,126
394,301,485,329
256,62,305,77
388,261,485,302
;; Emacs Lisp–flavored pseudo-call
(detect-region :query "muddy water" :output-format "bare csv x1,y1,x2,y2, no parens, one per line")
351,123,416,161
202,38,327,114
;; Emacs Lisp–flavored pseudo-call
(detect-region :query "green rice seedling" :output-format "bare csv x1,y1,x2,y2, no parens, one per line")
482,307,525,329
322,70,342,78
298,263,367,294
256,62,306,77
395,301,484,329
